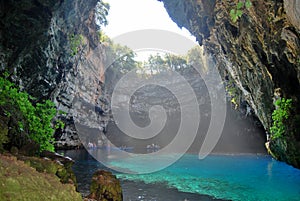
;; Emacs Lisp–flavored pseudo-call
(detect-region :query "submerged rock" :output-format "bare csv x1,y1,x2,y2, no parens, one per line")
87,170,123,201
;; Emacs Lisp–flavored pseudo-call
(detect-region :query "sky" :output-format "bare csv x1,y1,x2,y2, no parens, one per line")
101,0,197,61
102,0,195,39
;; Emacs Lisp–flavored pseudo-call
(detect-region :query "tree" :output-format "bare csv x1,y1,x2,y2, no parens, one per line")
147,54,167,74
104,41,139,74
165,54,188,72
95,1,110,28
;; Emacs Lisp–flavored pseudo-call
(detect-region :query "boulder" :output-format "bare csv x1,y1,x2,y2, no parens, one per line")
87,170,123,201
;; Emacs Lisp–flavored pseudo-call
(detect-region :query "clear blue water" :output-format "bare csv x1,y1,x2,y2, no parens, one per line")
62,150,300,201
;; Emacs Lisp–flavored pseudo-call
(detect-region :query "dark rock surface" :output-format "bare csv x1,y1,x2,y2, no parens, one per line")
159,0,300,167
284,0,300,30
0,0,110,149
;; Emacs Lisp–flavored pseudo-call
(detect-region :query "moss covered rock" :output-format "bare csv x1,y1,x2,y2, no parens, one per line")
0,154,82,201
88,170,123,201
17,151,77,187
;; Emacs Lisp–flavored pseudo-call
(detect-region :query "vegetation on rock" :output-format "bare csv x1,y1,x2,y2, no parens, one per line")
0,74,64,152
88,170,123,201
226,79,240,109
230,0,252,23
269,97,300,167
270,98,293,140
0,154,82,201
19,150,77,186
68,34,85,56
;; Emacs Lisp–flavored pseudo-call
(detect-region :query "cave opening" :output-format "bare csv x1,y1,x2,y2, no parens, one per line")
95,0,267,155
3,0,300,200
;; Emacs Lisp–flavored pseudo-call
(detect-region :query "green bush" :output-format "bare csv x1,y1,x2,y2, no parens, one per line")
230,0,252,23
68,34,84,56
0,75,64,152
270,98,292,139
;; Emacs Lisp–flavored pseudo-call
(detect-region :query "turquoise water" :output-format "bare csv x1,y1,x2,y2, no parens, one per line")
63,150,300,201
110,154,300,201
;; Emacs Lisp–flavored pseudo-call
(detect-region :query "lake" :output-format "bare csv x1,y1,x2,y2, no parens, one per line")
61,149,300,201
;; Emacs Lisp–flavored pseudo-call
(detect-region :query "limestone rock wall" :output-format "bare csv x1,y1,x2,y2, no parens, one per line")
0,0,110,149
159,0,300,167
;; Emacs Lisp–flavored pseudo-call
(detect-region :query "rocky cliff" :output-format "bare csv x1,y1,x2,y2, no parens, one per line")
159,0,300,167
0,0,110,149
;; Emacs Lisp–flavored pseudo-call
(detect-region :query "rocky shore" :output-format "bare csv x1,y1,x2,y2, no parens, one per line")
0,151,122,201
